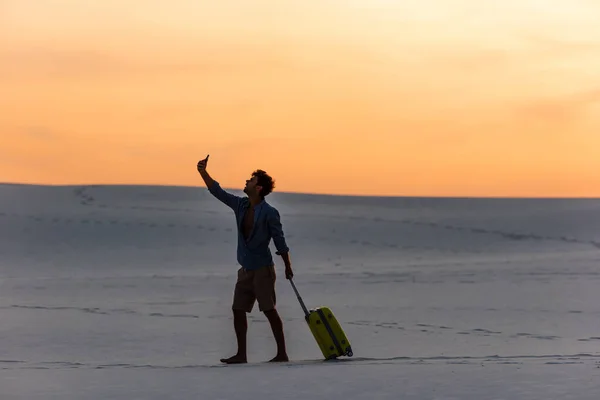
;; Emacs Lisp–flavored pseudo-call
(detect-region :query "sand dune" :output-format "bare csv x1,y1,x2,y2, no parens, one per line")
1,183,599,399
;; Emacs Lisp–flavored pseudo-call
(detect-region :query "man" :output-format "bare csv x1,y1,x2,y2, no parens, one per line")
196,154,294,364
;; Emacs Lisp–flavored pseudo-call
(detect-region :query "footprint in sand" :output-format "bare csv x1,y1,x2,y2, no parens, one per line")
472,328,501,335
578,337,600,342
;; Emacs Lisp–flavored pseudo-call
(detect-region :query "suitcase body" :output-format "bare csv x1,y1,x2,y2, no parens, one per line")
289,279,353,360
306,306,353,359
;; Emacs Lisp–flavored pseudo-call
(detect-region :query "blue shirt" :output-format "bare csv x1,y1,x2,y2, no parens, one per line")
208,180,290,270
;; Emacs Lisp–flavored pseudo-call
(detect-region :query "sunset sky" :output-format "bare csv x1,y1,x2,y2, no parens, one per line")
2,0,600,197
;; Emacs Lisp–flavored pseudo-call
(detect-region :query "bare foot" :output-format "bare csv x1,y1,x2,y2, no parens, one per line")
269,354,289,363
220,355,247,364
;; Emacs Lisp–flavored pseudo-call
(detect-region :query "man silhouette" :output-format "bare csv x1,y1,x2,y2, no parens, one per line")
197,155,293,364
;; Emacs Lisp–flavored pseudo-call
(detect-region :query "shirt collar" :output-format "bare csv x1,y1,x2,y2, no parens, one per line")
245,197,266,210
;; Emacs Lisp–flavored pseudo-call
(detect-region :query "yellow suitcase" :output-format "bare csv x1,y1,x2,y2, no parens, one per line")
290,280,353,360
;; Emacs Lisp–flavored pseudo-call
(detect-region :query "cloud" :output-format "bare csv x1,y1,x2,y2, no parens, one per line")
0,126,59,142
0,41,297,81
520,34,600,60
0,129,52,169
514,89,600,127
22,126,58,141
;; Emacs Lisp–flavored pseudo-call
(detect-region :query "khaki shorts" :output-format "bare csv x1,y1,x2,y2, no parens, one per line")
232,265,276,313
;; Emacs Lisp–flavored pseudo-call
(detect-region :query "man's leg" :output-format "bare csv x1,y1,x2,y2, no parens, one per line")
221,269,255,364
256,265,289,362
220,309,248,364
264,309,289,362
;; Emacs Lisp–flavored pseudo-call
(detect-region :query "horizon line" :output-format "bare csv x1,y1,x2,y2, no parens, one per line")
1,181,599,200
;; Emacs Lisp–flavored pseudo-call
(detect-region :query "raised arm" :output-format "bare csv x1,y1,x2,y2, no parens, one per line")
197,155,241,210
197,155,216,188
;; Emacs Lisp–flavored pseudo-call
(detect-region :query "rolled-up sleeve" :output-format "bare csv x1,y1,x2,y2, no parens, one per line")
267,208,289,254
208,181,241,210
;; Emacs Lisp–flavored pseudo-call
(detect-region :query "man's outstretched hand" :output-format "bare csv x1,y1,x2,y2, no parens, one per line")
196,155,215,189
197,155,209,173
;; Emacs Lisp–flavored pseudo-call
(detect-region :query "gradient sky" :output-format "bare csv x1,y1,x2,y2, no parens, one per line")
2,0,600,197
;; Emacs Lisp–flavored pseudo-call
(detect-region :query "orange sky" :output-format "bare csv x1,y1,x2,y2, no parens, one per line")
2,0,600,197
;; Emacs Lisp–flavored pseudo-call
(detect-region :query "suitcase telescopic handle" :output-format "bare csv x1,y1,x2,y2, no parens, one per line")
289,279,310,318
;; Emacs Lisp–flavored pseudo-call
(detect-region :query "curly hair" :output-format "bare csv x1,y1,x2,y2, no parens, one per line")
252,169,275,198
